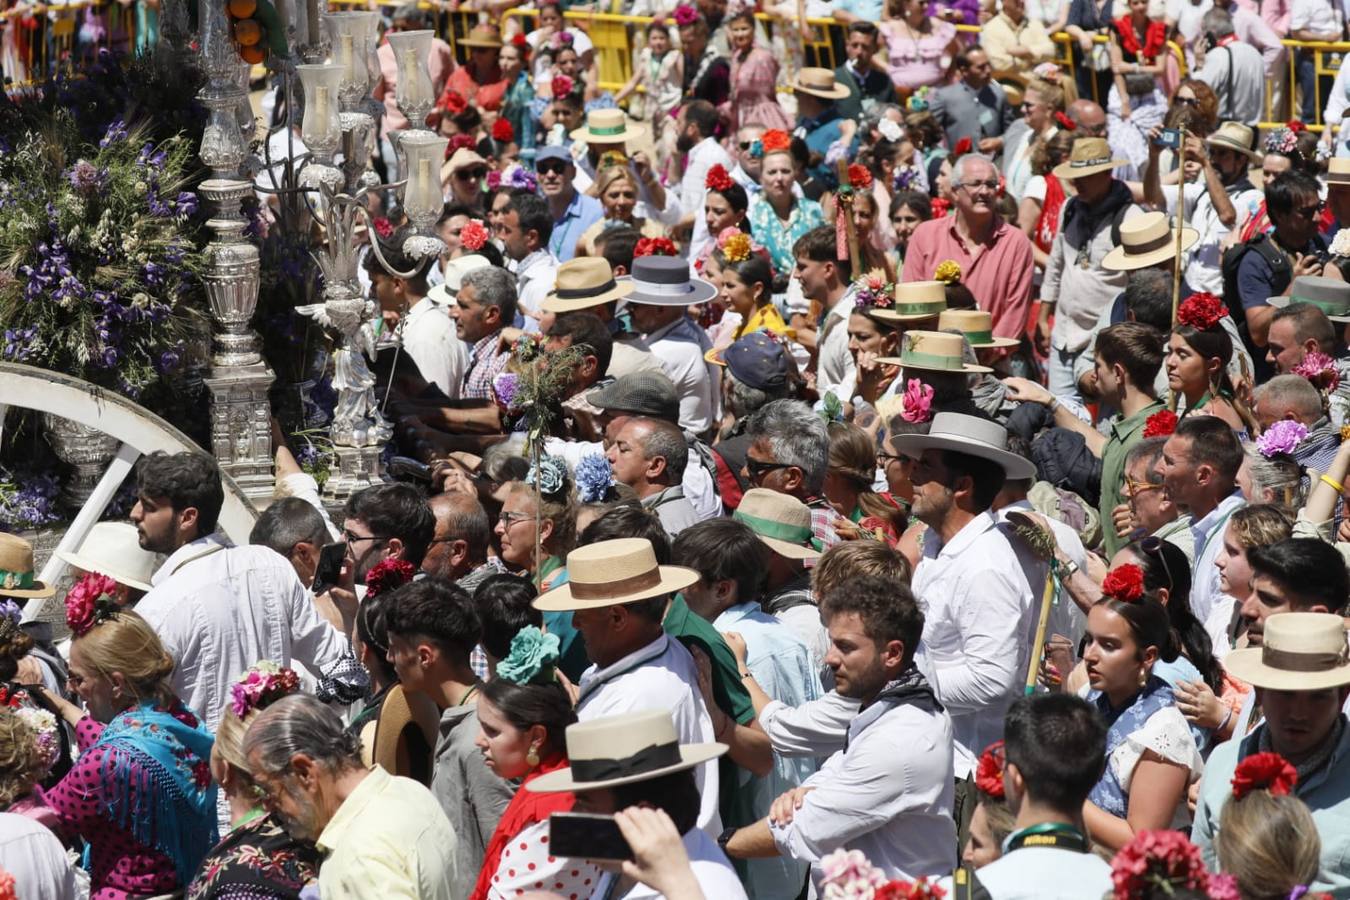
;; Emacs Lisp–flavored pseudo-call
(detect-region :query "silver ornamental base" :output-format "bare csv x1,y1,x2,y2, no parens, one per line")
203,363,276,504
323,443,383,502
42,413,121,510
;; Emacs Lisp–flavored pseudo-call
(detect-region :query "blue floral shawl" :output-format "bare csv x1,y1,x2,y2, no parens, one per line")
1087,676,1175,818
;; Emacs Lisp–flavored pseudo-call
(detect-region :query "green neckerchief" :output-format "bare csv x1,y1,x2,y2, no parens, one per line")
534,555,564,589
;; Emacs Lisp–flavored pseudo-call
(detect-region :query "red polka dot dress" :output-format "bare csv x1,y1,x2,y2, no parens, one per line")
486,820,599,900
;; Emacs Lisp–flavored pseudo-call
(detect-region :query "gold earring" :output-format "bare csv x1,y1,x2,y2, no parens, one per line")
526,744,540,768
1138,668,1147,688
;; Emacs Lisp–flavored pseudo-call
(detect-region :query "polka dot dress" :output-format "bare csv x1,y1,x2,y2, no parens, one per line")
486,820,601,900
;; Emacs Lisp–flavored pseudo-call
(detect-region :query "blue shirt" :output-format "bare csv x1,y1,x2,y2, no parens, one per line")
834,0,884,18
795,109,847,188
550,190,603,263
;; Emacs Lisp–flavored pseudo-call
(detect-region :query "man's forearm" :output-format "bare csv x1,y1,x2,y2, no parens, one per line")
433,403,503,433
720,719,774,777
724,819,781,859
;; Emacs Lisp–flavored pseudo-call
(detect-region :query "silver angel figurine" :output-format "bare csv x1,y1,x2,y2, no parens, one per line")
296,290,391,448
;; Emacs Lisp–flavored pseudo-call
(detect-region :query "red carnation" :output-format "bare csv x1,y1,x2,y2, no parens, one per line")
974,741,1005,800
492,118,515,143
848,163,873,190
551,74,574,98
953,136,973,156
1054,110,1076,131
1110,830,1210,899
1142,409,1178,438
635,237,678,257
364,558,416,597
460,219,491,252
512,32,528,48
440,90,468,115
1176,292,1228,331
875,878,947,900
1287,119,1307,133
705,163,735,192
1231,751,1298,801
373,216,394,240
760,129,791,153
449,133,478,154
1101,563,1145,603
930,197,952,218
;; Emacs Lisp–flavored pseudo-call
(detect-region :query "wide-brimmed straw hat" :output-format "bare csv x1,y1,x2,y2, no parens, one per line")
1101,211,1199,272
869,281,947,324
459,24,503,48
570,108,646,144
54,522,155,593
534,538,699,612
890,411,1037,480
526,709,727,793
0,533,54,599
1206,121,1262,163
733,489,821,560
1225,613,1350,691
618,256,717,307
372,683,442,784
790,67,850,100
938,309,1019,349
1268,275,1350,323
1052,137,1127,180
876,330,991,374
427,255,492,306
542,257,635,313
1327,157,1350,186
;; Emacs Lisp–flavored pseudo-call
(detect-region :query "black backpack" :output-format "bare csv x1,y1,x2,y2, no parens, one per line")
1220,232,1290,312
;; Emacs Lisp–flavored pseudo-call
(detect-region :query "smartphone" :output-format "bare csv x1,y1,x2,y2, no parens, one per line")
311,542,347,596
1152,128,1183,150
548,812,633,861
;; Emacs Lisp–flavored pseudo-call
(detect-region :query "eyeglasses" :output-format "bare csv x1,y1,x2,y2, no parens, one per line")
497,511,535,527
536,160,569,175
745,458,793,480
957,179,1000,193
342,529,389,546
456,167,488,181
1294,201,1324,219
876,451,912,466
1124,477,1162,499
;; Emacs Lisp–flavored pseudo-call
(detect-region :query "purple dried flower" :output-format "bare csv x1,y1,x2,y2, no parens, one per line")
65,160,107,197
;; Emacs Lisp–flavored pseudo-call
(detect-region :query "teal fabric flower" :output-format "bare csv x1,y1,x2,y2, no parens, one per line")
496,626,561,685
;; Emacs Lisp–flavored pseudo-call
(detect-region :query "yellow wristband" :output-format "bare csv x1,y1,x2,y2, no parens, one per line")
1321,474,1345,494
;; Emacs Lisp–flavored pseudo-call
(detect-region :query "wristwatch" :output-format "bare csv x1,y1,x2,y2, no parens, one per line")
717,826,738,853
1058,557,1080,578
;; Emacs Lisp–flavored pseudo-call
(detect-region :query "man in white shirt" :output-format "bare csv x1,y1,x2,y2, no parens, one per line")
893,413,1037,825
0,812,77,900
131,451,355,726
721,574,956,886
794,225,858,398
939,695,1113,899
679,99,736,260
534,537,723,834
1291,0,1343,119
1166,0,1214,48
1158,415,1246,656
365,226,466,399
497,192,559,332
1192,13,1266,125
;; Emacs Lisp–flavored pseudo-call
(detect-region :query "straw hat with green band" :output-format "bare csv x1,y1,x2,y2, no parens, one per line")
569,108,646,144
1268,275,1350,323
938,309,1019,349
732,489,821,560
876,330,991,374
0,533,54,599
869,280,947,324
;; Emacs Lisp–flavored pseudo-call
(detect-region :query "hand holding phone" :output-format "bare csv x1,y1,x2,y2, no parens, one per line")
310,542,347,596
549,812,634,861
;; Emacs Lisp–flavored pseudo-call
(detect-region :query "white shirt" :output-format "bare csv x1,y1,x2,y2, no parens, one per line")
769,693,957,886
137,534,350,726
1187,491,1246,657
1195,40,1265,126
758,691,859,758
816,287,860,399
1170,176,1263,296
938,845,1113,898
643,315,720,436
997,501,1089,648
596,829,748,900
684,136,737,262
1166,0,1213,43
514,248,560,333
576,633,722,834
400,297,467,399
0,812,76,900
1292,0,1340,33
912,511,1036,776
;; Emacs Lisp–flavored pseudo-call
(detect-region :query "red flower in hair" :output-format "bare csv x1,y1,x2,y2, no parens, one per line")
1110,830,1210,899
1287,119,1307,133
635,237,678,257
974,741,1005,799
64,573,119,638
875,878,947,900
1054,111,1076,131
373,216,394,240
440,90,468,115
492,118,515,143
1231,752,1298,800
1142,409,1178,438
551,74,574,98
460,219,491,252
364,558,416,597
847,163,873,190
705,163,735,192
1101,563,1146,603
449,134,478,155
512,32,528,48
952,136,972,156
930,197,952,218
1176,292,1228,331
760,129,791,153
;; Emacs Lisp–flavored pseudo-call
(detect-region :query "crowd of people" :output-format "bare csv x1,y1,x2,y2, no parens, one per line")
11,0,1350,898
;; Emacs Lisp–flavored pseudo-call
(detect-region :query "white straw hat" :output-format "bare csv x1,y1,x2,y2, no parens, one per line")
889,411,1037,480
55,521,156,592
526,709,727,792
533,538,699,612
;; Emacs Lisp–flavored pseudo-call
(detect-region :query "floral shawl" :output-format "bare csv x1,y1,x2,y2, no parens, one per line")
1087,676,1175,817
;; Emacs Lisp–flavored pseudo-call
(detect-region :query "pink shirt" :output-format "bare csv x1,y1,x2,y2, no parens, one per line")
901,215,1035,340
375,38,455,136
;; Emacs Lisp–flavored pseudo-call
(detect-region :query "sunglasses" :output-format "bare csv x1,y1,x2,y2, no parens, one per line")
1294,201,1324,219
1124,477,1162,498
738,141,753,150
456,167,488,181
1175,96,1198,106
536,160,569,175
745,458,793,480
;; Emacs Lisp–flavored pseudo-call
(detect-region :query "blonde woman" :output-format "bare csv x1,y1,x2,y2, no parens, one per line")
576,166,668,257
1215,755,1322,900
37,575,217,898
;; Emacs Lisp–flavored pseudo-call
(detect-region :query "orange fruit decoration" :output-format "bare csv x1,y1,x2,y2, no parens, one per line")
234,18,262,46
240,43,267,63
227,0,256,18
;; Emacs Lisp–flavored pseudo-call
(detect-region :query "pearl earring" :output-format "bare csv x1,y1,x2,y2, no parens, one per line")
526,744,540,767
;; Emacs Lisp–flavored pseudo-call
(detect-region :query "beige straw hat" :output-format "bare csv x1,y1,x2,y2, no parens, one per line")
459,24,503,48
790,67,850,100
1205,121,1262,162
1052,137,1127,180
54,522,155,593
1326,157,1350,186
869,281,947,324
1225,613,1350,691
542,257,635,313
0,533,54,599
1101,211,1199,272
732,489,821,560
533,538,699,612
570,108,646,144
526,709,727,793
876,330,991,374
372,683,442,785
938,309,1019,349
890,411,1037,480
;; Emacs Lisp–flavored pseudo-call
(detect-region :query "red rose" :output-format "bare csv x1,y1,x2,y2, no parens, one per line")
373,216,394,240
512,32,528,48
848,163,873,190
930,197,952,218
364,558,417,597
1176,292,1228,331
1287,119,1307,133
1142,409,1178,438
551,74,574,98
705,163,735,193
953,137,973,156
440,90,468,115
449,133,478,154
1111,830,1210,899
460,219,491,252
1054,110,1076,131
1101,563,1145,603
974,741,1005,799
1231,751,1298,800
492,118,515,143
635,237,678,257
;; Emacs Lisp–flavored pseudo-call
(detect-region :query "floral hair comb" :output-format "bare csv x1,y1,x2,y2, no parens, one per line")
900,378,934,424
575,454,616,503
364,558,416,597
635,237,678,257
718,229,753,263
934,259,962,285
1293,350,1341,393
1230,751,1297,801
974,740,1005,799
705,163,736,193
1256,420,1308,458
1142,409,1178,438
852,270,894,313
673,3,699,25
460,219,491,253
760,130,791,154
229,661,302,720
65,572,120,638
1101,563,1145,603
1176,293,1228,331
527,455,569,498
496,626,561,685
